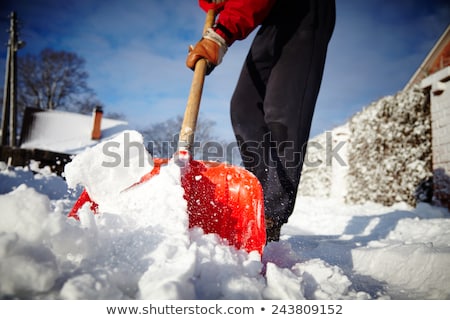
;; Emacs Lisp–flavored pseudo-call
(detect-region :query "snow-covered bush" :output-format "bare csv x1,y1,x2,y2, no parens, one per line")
346,86,432,206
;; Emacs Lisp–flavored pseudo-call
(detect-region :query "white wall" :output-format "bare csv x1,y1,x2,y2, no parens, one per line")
422,67,450,209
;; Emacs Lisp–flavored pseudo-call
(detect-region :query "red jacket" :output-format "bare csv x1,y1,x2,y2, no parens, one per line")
213,0,276,46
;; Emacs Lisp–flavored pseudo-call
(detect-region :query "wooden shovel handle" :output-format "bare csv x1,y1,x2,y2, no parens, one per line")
178,9,215,152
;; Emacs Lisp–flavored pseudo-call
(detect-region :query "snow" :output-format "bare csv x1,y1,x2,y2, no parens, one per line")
20,109,129,154
1,130,449,300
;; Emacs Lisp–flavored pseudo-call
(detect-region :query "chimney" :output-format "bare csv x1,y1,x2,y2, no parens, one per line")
91,106,103,140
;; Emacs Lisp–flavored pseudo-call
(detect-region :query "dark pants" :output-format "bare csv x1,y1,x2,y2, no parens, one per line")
230,0,335,226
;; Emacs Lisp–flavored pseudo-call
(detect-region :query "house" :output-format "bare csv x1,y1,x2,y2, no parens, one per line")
404,25,450,91
298,24,450,209
414,25,450,209
0,106,129,174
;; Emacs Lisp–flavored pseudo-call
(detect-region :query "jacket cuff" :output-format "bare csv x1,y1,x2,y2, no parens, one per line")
213,23,234,46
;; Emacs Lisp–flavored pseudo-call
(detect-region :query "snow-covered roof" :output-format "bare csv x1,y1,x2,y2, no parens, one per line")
20,108,129,154
404,24,450,90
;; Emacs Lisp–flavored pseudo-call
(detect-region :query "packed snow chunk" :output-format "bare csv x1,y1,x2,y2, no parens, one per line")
42,205,107,267
352,243,450,299
263,241,302,269
0,233,58,297
263,262,305,299
115,162,188,231
384,217,450,247
0,232,18,258
60,273,125,300
138,240,196,300
292,259,369,299
190,228,265,299
352,214,450,299
64,129,188,232
0,185,51,242
64,130,153,212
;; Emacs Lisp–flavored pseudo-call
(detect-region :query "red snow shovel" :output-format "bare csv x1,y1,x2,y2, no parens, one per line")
68,9,266,254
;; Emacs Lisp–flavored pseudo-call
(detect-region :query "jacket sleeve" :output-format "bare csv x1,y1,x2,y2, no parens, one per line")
214,0,276,46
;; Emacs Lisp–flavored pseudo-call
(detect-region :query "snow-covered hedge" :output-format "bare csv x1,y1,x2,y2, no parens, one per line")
345,86,432,206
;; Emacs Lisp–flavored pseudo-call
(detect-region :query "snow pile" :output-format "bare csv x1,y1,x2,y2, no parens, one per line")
298,131,332,198
1,130,449,299
284,197,450,299
352,206,450,299
346,86,432,206
298,125,350,200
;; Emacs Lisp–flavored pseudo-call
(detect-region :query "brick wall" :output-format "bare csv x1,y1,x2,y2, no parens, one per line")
421,67,450,209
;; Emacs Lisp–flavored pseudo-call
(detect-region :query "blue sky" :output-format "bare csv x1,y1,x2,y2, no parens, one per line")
0,0,449,141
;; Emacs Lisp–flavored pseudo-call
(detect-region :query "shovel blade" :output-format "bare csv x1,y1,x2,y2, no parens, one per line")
182,160,266,254
68,158,266,255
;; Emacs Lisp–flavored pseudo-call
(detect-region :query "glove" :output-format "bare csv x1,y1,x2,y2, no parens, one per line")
199,0,227,13
186,27,227,74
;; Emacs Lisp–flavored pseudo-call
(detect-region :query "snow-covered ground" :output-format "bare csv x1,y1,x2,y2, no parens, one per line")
1,131,449,300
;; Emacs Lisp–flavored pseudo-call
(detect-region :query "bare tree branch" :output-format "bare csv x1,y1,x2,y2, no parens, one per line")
18,48,96,112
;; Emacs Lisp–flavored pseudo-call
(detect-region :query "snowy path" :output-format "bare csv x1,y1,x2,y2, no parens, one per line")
279,197,450,299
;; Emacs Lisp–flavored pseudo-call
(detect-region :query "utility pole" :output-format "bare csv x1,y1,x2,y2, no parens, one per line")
1,12,25,147
1,14,12,146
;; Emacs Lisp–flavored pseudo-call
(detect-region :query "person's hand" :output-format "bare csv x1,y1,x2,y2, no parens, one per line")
186,28,227,74
199,0,227,13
